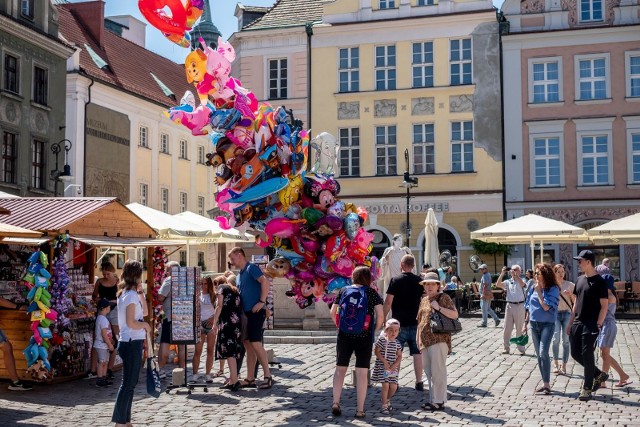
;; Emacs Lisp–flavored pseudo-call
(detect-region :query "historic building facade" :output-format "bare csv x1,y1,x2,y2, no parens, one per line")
0,0,73,196
501,0,640,279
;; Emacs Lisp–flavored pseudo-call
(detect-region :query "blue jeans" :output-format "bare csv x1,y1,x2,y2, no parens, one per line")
112,339,144,424
480,300,499,325
530,321,555,384
552,311,571,364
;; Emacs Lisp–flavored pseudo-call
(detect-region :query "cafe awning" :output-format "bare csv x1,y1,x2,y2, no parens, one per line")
587,212,640,244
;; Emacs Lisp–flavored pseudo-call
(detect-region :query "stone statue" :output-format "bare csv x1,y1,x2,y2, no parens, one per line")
379,234,413,297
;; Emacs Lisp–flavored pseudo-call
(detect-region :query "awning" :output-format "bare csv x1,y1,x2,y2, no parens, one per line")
1,236,50,245
71,235,188,247
0,222,43,238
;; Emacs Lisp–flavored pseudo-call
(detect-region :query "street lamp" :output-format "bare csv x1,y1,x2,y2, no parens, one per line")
50,139,74,196
399,148,418,246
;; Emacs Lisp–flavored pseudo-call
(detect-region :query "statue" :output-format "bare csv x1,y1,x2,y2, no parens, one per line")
379,234,413,297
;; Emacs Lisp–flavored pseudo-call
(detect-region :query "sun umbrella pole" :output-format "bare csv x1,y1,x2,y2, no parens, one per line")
530,240,535,270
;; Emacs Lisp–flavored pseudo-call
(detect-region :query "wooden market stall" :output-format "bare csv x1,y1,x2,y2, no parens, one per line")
0,197,183,382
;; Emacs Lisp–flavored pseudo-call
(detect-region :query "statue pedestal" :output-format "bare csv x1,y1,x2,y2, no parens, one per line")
302,304,320,330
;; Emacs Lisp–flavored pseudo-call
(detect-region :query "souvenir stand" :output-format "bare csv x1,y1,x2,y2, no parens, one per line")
0,197,182,383
164,265,208,394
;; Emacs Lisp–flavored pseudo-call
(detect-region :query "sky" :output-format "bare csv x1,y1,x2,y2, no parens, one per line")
68,0,277,63
68,0,504,64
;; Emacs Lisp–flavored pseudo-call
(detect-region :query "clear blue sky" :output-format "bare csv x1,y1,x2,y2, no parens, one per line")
69,0,504,64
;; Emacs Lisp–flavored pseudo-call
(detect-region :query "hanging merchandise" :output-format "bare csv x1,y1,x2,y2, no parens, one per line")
152,247,168,340
49,234,73,328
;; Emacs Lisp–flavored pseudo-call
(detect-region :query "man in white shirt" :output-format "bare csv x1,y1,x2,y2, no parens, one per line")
497,265,527,355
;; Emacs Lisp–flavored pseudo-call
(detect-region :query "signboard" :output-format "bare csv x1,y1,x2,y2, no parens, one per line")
170,266,201,344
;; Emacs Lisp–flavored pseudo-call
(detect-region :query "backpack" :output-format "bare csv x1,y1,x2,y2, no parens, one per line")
338,286,370,334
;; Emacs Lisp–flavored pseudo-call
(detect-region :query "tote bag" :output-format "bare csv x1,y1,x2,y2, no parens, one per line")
146,334,162,398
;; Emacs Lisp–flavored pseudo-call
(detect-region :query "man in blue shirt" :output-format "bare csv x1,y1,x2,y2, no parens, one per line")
478,264,500,327
228,247,273,389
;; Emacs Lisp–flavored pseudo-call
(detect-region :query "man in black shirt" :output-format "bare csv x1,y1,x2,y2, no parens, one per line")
567,250,609,401
384,255,425,390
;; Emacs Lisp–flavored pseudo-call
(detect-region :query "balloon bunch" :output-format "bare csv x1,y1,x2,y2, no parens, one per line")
21,250,56,379
152,247,168,339
138,0,205,47
49,235,73,328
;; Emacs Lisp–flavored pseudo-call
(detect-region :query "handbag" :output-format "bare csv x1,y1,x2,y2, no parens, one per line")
430,294,462,334
146,333,162,398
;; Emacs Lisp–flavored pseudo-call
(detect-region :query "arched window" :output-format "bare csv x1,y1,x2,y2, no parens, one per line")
438,228,457,257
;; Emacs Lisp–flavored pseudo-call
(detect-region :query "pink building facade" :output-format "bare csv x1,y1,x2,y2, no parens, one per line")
501,0,640,279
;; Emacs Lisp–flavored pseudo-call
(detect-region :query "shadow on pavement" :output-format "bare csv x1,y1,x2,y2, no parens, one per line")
448,385,494,401
1,407,50,426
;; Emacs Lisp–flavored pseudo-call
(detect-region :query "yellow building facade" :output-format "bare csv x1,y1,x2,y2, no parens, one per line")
312,0,505,280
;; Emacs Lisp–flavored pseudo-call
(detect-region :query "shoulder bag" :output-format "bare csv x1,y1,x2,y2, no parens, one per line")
430,294,462,334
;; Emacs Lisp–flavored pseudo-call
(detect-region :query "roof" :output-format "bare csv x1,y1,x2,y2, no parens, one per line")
242,0,325,31
0,197,116,232
239,5,271,13
57,4,194,107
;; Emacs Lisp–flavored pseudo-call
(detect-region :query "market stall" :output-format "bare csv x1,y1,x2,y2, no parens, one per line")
0,197,183,382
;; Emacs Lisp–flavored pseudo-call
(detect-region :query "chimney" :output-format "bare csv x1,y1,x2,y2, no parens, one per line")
68,0,105,48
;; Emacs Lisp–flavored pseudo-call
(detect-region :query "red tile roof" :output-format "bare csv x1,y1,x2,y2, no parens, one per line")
242,0,325,31
57,4,194,107
0,197,116,232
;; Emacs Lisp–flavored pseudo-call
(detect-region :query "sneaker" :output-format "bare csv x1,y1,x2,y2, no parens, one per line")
190,374,201,383
83,371,98,380
477,324,487,328
96,378,109,388
8,380,32,391
107,369,115,380
592,373,609,392
495,319,501,327
205,374,213,383
501,350,510,355
415,381,424,391
578,388,592,401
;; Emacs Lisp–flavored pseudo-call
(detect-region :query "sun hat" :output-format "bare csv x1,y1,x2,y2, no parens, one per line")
420,272,440,285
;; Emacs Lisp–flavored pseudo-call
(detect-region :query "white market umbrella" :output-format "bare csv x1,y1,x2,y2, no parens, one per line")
424,208,439,269
587,212,640,244
173,211,254,243
126,203,213,239
470,214,590,267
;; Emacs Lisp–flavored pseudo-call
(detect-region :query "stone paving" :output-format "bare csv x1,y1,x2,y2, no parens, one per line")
2,318,640,426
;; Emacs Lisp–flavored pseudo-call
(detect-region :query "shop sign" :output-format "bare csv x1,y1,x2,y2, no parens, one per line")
363,202,449,215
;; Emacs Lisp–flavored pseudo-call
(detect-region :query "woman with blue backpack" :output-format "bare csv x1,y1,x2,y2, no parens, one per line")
330,266,384,419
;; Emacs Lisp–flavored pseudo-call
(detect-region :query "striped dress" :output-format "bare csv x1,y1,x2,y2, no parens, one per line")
371,336,402,384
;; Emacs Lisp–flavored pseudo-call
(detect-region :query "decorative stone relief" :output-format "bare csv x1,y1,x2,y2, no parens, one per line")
561,0,578,26
0,100,21,125
411,97,434,115
467,218,479,232
374,99,397,117
521,0,545,14
337,102,359,120
449,95,474,113
30,111,49,134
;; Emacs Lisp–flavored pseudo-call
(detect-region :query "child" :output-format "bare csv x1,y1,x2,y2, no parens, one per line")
371,319,402,414
94,298,115,387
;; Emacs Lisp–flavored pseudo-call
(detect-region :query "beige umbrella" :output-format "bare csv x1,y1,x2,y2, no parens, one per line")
587,212,640,244
424,208,439,268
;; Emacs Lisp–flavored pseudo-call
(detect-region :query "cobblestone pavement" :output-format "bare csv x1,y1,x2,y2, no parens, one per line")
2,318,640,426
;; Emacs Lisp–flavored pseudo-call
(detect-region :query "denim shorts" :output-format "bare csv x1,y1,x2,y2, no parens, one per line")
0,327,7,344
397,325,420,355
96,348,110,363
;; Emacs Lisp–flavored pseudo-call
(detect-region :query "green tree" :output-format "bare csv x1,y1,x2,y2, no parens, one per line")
470,240,512,274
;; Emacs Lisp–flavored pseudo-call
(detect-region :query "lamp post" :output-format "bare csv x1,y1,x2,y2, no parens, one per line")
50,139,73,196
400,148,418,246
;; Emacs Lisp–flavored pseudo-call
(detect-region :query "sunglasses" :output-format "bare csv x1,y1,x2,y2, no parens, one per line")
534,271,540,275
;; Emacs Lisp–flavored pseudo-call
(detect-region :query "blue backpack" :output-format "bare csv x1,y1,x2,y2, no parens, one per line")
338,286,370,334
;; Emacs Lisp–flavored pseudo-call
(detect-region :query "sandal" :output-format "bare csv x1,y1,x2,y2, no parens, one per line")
615,380,633,387
380,405,390,415
354,410,366,418
239,378,256,388
536,386,551,395
421,402,445,411
553,367,559,374
331,402,341,416
214,370,224,377
259,376,274,389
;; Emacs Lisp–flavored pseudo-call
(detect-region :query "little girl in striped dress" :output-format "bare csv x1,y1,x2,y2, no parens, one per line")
372,318,402,414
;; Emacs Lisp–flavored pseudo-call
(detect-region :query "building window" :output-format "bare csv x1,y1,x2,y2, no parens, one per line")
179,139,188,159
451,121,474,172
412,42,433,88
179,250,187,266
338,47,359,93
379,0,395,8
33,66,48,105
30,140,45,189
268,58,287,100
179,192,187,212
197,146,205,164
630,132,640,184
3,54,19,94
576,55,608,100
339,128,360,177
160,133,169,153
1,131,17,184
198,196,205,216
533,137,561,187
139,126,148,148
197,251,205,269
626,52,640,98
531,60,560,103
139,183,148,206
375,125,397,175
417,0,435,5
21,0,34,19
450,38,472,86
161,188,169,213
580,0,602,22
375,45,396,91
413,123,435,174
580,135,609,185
